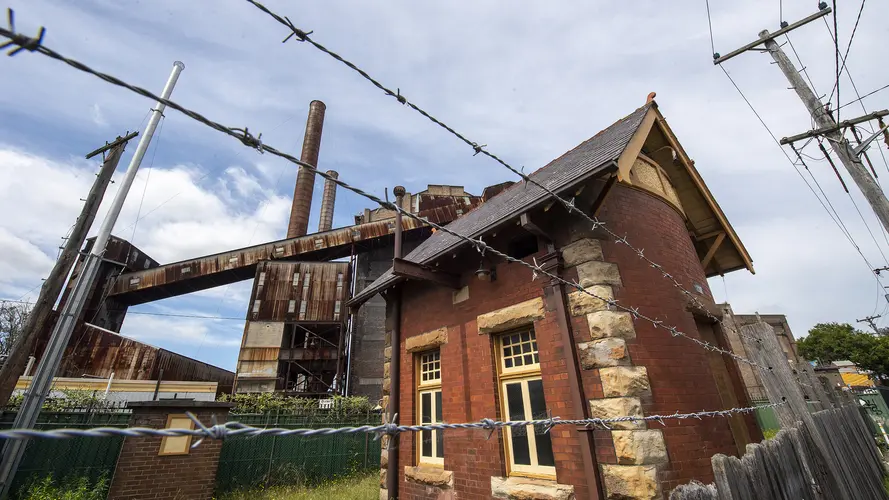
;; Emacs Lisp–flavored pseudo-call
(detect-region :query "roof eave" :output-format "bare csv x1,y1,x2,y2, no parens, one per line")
347,162,620,308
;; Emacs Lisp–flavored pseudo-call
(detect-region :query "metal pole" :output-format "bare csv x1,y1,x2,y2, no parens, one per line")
0,62,184,498
0,134,136,407
92,61,185,254
761,31,889,235
385,186,405,500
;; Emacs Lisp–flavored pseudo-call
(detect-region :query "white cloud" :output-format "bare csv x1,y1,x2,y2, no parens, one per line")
121,314,242,348
90,103,107,127
2,0,889,371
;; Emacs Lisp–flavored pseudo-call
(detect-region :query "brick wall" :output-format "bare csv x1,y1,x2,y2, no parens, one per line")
384,183,751,499
594,186,745,492
392,247,598,499
108,402,232,500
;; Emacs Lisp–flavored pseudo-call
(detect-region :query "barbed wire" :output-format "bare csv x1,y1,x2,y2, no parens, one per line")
0,10,761,366
241,0,754,343
0,401,785,447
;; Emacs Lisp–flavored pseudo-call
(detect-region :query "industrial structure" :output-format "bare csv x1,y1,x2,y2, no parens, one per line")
349,99,767,499
21,98,506,401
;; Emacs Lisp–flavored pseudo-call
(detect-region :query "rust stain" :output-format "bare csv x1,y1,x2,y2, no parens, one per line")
108,206,465,304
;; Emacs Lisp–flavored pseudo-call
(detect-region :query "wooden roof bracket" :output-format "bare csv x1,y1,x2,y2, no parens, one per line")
520,212,551,243
392,257,461,289
590,173,618,218
701,231,726,269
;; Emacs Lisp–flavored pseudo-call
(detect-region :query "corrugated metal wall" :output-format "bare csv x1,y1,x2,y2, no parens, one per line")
57,324,234,394
236,261,350,392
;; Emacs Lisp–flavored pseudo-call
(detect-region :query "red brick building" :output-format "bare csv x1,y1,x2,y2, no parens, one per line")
350,99,757,499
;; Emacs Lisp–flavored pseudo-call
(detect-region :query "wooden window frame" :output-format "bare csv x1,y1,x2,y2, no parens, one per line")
496,329,556,479
416,349,443,467
158,414,194,456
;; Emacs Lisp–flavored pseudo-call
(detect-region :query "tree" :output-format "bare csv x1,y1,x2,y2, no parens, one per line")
0,302,30,359
797,322,889,381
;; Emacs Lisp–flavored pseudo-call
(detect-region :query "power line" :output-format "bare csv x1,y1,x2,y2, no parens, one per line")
0,298,245,321
831,0,840,121
719,66,876,276
827,0,867,109
838,84,889,111
705,0,716,58
0,18,761,366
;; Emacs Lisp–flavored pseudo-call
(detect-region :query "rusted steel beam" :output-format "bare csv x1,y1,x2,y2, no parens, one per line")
108,205,464,305
392,258,460,289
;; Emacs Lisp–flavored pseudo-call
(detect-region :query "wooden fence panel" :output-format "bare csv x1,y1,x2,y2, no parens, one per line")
670,322,889,499
670,481,717,500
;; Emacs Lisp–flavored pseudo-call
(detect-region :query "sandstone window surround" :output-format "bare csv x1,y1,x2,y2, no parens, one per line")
417,349,443,466
496,329,556,478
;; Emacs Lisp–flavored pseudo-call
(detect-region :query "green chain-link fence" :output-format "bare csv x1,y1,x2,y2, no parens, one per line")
0,405,131,498
215,409,382,495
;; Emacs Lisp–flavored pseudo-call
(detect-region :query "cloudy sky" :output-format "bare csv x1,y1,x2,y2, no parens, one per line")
1,0,888,371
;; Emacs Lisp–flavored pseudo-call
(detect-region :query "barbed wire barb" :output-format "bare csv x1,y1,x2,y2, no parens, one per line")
1,8,45,57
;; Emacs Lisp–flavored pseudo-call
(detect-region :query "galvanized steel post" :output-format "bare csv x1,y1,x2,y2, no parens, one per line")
0,62,185,498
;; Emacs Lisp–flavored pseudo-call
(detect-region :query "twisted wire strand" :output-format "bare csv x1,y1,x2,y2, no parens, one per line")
241,1,752,343
0,12,760,366
0,402,785,446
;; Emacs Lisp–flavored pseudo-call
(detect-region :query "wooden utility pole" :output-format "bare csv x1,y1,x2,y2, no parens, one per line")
0,132,136,406
856,315,881,334
761,31,889,235
713,5,889,236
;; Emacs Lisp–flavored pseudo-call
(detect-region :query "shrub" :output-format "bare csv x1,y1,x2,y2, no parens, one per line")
218,393,375,415
6,389,117,412
21,474,108,500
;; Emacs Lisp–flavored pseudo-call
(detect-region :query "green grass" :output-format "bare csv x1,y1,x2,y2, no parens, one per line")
762,428,780,440
219,473,378,500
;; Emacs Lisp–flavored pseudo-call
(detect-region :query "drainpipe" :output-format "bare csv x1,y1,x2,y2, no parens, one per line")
386,186,406,499
539,250,603,499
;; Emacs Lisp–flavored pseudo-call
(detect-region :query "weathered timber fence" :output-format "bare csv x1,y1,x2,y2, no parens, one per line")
671,322,889,500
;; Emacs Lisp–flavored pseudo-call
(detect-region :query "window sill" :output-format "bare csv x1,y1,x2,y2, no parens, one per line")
404,465,453,488
507,471,557,481
491,476,574,500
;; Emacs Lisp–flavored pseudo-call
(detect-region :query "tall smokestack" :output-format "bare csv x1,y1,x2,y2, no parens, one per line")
287,100,326,239
317,170,338,232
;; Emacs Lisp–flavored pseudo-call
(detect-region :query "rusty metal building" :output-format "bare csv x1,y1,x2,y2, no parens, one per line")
27,99,512,401
31,235,235,392
235,261,350,394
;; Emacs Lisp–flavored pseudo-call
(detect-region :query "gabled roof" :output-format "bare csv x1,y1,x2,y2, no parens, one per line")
349,100,754,307
349,103,653,306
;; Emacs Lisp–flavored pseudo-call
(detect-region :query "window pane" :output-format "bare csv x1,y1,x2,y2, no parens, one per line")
422,430,433,457
506,383,525,421
535,430,555,467
528,380,546,419
527,379,555,467
435,430,444,458
421,392,431,423
510,426,532,465
435,391,443,423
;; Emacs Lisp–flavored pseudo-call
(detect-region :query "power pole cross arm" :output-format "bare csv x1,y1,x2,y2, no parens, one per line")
760,31,889,236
